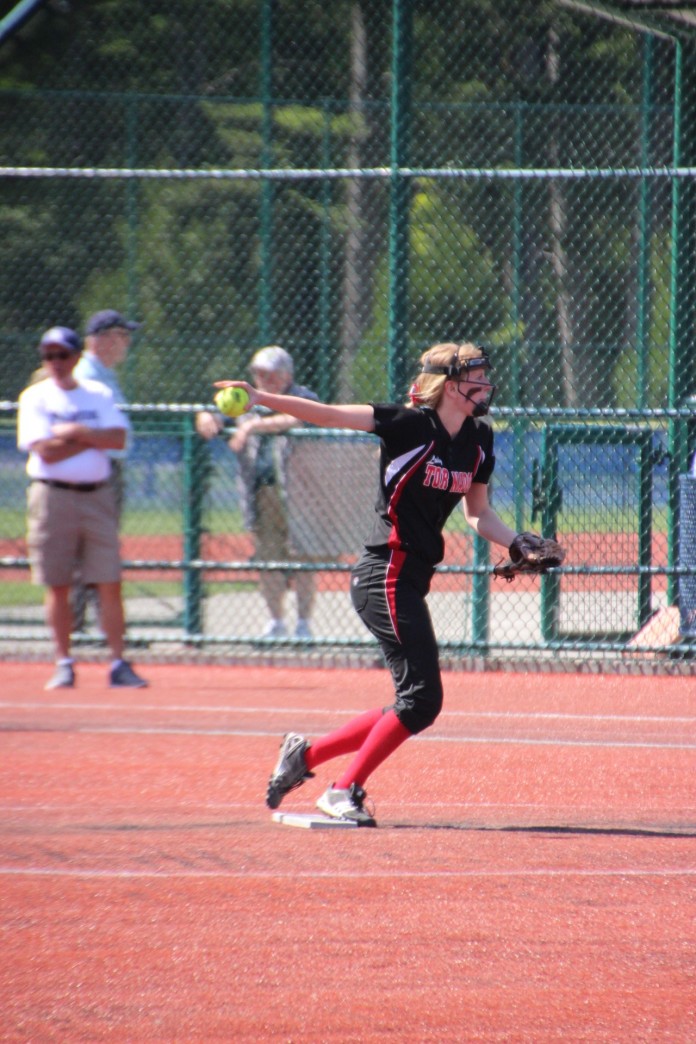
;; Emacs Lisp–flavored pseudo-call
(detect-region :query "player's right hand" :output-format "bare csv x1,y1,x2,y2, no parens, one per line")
213,379,258,406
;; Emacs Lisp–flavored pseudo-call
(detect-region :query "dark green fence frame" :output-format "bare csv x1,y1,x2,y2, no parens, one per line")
537,424,655,642
2,403,695,657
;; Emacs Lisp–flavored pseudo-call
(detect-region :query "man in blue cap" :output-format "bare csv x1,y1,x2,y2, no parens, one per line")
73,310,142,632
76,310,141,441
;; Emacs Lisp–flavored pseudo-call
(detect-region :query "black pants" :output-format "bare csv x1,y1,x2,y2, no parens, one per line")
350,549,443,735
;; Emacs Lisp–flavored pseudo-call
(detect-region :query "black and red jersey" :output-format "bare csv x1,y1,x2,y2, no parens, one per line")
364,403,495,567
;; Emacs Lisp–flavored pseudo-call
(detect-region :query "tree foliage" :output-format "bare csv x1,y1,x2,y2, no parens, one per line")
0,0,678,409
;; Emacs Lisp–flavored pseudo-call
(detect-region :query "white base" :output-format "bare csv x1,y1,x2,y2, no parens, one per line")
271,811,358,829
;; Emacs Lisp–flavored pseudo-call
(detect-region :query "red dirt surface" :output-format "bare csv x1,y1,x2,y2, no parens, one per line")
0,663,694,1042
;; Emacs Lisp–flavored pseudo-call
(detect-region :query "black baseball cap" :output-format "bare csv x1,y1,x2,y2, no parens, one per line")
85,310,142,335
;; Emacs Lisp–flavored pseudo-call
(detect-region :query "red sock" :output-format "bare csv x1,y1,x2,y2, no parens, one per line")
304,707,385,772
334,709,411,790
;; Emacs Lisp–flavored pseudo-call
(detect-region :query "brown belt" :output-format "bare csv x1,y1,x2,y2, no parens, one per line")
35,479,108,493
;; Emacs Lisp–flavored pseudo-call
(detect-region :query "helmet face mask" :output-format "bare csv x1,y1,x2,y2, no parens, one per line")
455,373,496,417
420,348,497,416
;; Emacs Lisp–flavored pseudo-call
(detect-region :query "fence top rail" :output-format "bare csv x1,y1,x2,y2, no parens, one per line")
0,87,674,113
2,402,696,421
495,406,696,420
0,400,212,414
3,165,696,182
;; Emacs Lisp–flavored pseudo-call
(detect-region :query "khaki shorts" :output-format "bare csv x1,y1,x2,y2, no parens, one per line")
254,484,292,560
27,481,122,587
254,484,323,565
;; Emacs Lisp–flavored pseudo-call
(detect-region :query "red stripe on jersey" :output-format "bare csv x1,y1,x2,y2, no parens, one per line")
385,547,407,641
386,440,434,553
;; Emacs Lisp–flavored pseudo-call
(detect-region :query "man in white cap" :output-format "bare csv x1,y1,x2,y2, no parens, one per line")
17,326,148,690
196,346,319,639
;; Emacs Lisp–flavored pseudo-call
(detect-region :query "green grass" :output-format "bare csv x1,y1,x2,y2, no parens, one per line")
0,581,43,607
0,509,26,542
125,580,257,598
0,578,261,609
2,499,668,543
0,506,245,540
120,507,245,537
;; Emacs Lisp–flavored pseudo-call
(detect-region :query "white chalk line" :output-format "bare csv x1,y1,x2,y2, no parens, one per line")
2,797,692,814
1,865,694,880
1,865,695,880
7,724,690,750
1,701,694,724
2,702,693,749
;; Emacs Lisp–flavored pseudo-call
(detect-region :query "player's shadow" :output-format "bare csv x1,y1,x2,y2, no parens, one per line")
389,822,696,838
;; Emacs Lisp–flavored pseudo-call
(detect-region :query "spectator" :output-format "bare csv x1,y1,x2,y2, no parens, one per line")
17,325,148,690
75,309,141,506
196,346,319,639
71,309,141,630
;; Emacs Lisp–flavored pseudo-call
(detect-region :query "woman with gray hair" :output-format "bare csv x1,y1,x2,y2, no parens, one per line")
196,346,319,639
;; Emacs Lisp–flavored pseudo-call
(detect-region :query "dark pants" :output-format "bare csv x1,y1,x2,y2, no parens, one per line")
350,549,443,735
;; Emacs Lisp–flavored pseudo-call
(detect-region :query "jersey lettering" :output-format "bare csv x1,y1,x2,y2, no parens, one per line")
450,470,473,494
423,462,473,494
423,463,448,489
47,408,100,424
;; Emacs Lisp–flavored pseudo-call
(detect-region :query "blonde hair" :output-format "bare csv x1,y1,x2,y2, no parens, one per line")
407,342,484,408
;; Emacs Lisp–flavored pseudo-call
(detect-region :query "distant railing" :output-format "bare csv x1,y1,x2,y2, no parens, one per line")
1,402,695,659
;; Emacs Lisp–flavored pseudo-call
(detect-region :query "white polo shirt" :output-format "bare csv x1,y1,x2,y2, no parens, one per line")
17,377,129,484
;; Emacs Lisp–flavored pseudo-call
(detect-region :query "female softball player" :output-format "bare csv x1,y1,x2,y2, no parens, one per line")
215,341,518,826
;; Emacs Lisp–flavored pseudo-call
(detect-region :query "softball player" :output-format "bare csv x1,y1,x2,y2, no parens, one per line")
216,341,518,826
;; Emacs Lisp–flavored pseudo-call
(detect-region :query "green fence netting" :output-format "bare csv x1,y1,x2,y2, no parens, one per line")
1,0,696,664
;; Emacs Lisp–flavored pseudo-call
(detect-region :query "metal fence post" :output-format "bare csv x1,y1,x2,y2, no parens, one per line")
667,40,696,602
259,0,275,343
471,534,490,653
387,0,413,400
182,414,207,637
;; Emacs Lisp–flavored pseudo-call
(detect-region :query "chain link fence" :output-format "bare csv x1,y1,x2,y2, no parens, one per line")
1,0,696,666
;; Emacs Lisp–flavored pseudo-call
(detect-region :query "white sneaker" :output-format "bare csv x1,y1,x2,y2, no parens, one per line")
45,662,75,690
261,620,287,639
294,620,312,640
316,784,376,827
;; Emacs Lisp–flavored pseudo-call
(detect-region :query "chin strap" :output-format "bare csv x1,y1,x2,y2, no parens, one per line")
456,383,496,417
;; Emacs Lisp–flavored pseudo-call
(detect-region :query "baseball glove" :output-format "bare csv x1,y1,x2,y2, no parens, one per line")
493,532,566,582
